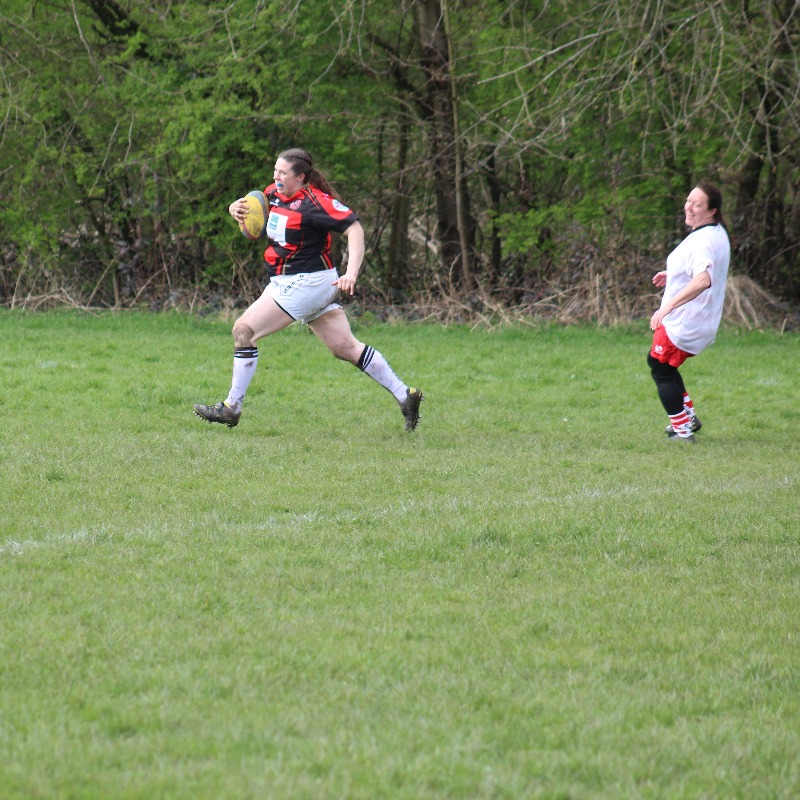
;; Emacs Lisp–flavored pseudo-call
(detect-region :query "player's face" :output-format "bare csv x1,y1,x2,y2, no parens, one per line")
684,187,716,230
273,158,305,198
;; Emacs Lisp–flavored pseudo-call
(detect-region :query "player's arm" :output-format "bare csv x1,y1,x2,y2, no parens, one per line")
650,269,711,330
333,221,365,296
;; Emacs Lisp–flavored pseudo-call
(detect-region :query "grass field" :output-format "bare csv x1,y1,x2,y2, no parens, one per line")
1,310,798,799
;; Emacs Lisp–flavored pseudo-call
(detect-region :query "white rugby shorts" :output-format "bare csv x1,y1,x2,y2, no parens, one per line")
265,267,341,324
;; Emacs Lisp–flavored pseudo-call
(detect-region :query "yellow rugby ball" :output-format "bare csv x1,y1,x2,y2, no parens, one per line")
239,190,268,241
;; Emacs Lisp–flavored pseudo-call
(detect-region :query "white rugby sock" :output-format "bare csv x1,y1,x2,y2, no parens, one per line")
357,346,407,402
225,347,258,412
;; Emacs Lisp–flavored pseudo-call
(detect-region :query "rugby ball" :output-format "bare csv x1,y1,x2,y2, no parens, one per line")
239,190,268,241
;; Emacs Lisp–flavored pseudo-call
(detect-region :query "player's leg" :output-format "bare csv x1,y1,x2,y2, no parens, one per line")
309,308,424,430
225,293,294,410
657,362,702,436
193,291,293,427
648,354,694,441
648,353,683,414
672,370,701,433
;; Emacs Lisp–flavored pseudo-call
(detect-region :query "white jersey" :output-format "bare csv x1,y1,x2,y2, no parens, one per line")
662,223,730,355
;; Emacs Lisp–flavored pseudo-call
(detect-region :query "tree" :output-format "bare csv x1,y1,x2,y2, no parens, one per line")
1,0,798,311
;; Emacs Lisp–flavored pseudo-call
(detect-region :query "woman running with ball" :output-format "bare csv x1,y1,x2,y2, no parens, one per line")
193,148,423,431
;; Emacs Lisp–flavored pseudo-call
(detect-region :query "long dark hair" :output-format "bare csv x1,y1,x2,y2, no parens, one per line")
696,181,727,229
278,148,341,200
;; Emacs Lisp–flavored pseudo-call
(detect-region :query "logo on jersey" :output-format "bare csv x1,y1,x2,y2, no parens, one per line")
290,200,302,210
332,199,350,213
267,211,289,246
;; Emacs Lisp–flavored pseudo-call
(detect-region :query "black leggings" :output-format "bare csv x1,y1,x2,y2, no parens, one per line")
647,353,686,416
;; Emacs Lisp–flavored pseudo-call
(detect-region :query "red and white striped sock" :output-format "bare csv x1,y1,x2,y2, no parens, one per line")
683,392,696,421
668,409,693,438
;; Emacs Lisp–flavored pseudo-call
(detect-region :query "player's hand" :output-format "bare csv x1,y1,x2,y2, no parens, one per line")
652,270,667,288
229,198,247,224
333,273,357,296
650,308,668,330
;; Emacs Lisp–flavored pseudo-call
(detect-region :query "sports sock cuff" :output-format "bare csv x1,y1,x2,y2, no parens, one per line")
234,347,258,359
357,345,374,371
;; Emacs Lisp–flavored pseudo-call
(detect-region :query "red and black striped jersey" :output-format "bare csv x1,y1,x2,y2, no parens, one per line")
261,183,358,276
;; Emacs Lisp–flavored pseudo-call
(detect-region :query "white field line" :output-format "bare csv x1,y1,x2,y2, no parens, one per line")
1,475,795,558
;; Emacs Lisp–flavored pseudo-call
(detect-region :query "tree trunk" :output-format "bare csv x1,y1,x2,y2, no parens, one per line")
413,0,474,288
386,118,412,298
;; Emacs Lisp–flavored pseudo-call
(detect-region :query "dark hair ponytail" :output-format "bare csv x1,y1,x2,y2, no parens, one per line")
278,148,341,200
696,181,727,230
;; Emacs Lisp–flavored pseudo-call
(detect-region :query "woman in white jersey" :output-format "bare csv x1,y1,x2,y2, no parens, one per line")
648,182,730,443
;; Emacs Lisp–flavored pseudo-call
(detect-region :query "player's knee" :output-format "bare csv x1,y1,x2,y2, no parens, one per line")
330,343,354,362
331,338,362,364
648,354,674,382
232,320,255,349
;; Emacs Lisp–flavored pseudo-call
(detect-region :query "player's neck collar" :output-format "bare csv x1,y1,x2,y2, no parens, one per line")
688,222,717,234
276,187,305,203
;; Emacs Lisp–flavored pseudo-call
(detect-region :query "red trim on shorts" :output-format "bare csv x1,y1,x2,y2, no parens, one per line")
650,325,694,368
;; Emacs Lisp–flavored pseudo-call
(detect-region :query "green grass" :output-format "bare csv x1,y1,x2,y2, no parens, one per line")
1,310,798,799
